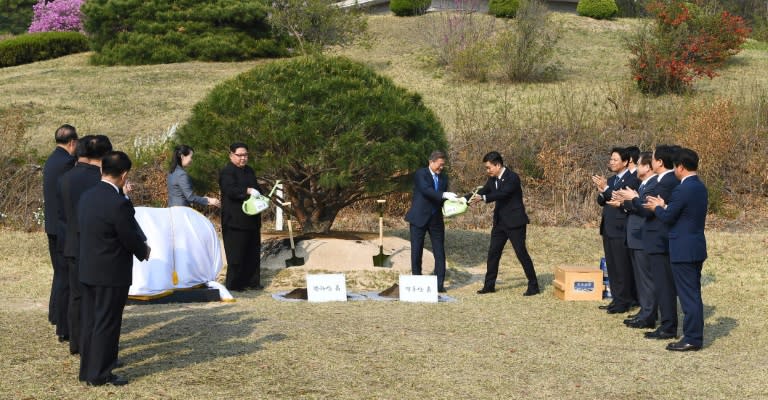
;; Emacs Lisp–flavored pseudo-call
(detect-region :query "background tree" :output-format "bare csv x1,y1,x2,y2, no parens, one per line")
82,0,286,65
175,56,448,233
268,0,367,55
0,0,37,34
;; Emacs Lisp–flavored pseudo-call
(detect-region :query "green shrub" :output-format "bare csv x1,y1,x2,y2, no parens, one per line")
83,0,286,65
390,0,431,16
577,0,619,19
0,0,36,35
489,0,520,18
0,31,88,67
175,55,447,233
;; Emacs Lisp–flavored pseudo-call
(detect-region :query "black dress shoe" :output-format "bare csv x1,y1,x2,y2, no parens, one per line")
87,374,129,387
57,335,69,343
248,284,265,290
523,287,540,296
598,302,617,310
666,340,701,352
627,320,655,329
113,359,125,369
477,288,495,294
438,287,447,293
623,317,639,325
626,313,639,319
644,329,677,340
606,307,629,314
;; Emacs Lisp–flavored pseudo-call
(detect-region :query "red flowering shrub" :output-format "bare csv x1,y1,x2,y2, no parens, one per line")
627,0,750,95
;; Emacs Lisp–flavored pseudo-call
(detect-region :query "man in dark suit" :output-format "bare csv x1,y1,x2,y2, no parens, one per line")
219,143,264,291
60,135,112,355
639,145,680,340
470,151,539,296
79,151,150,386
405,151,455,293
592,147,639,313
42,124,78,337
646,148,708,352
613,152,658,329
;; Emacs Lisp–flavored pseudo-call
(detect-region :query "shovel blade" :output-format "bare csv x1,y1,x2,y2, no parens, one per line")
372,247,391,267
285,249,305,267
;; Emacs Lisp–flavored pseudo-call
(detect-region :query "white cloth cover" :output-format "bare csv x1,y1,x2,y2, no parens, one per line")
129,207,225,298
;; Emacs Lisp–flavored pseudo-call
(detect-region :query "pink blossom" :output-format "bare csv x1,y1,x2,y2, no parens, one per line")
28,0,85,33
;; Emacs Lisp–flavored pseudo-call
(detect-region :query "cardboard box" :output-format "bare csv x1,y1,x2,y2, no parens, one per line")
552,265,603,301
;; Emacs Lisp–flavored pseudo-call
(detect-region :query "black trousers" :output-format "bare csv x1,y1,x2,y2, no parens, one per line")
46,234,67,326
48,234,69,335
409,213,446,290
66,257,82,354
222,226,262,290
649,253,677,334
79,284,128,383
602,236,635,308
484,224,538,290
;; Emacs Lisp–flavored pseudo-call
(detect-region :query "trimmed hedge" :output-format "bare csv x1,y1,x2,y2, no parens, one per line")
577,0,619,19
489,0,521,18
0,31,89,67
83,0,286,65
390,0,432,16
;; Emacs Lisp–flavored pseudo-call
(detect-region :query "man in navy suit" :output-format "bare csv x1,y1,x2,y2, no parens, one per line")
639,145,681,340
42,124,77,337
79,151,150,386
469,151,539,296
405,151,455,293
613,152,658,329
60,135,112,355
646,148,708,352
592,147,639,313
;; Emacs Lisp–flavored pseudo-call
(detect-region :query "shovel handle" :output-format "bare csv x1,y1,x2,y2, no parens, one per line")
284,202,295,250
379,217,384,247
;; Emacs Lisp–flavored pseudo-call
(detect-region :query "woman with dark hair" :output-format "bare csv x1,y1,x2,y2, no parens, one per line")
167,145,220,208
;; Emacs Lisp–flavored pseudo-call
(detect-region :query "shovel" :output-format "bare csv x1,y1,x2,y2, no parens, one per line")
372,199,391,267
283,202,305,267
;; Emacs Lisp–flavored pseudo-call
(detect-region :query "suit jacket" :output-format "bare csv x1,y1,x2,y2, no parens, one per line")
60,163,102,258
78,181,150,287
597,171,640,239
474,168,529,229
219,162,263,230
622,177,658,250
405,167,448,228
654,175,708,263
167,166,209,207
633,170,679,254
42,146,75,235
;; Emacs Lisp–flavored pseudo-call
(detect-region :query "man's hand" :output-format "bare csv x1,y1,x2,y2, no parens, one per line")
247,188,261,197
606,199,621,208
206,197,221,207
613,188,638,202
591,175,607,191
643,195,665,211
442,192,457,200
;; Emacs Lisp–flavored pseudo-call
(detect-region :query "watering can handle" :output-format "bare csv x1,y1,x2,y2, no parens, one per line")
267,180,281,197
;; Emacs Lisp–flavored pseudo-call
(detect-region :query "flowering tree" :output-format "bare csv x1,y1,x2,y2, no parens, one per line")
28,0,85,33
627,0,750,95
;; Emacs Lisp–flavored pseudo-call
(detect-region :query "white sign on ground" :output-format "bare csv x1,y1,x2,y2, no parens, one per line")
306,273,348,302
399,275,438,303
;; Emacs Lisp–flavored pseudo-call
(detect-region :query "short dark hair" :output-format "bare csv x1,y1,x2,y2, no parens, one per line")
653,145,676,169
75,135,92,158
85,135,112,159
101,151,132,177
55,124,78,144
170,144,193,172
429,150,446,162
230,142,248,153
674,148,699,171
482,151,503,166
625,146,640,165
611,146,629,162
638,151,653,168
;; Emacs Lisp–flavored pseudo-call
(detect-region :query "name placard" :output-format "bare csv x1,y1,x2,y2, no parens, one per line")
399,275,438,303
306,273,347,302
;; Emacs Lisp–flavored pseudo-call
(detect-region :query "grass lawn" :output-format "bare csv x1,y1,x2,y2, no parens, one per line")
1,227,767,399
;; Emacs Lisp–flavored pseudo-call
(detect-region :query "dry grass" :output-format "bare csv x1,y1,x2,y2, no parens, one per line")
1,227,767,399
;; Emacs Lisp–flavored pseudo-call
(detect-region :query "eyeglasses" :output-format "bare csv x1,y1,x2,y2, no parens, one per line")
232,153,248,158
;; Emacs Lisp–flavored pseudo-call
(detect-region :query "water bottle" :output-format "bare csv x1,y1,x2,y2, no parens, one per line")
600,257,612,299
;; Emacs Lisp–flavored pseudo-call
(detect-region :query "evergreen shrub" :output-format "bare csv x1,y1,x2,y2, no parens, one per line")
0,0,37,34
0,31,88,67
390,0,432,16
489,0,520,18
577,0,619,19
83,0,286,65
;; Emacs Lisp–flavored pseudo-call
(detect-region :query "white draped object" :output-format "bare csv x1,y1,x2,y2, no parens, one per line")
129,207,230,300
